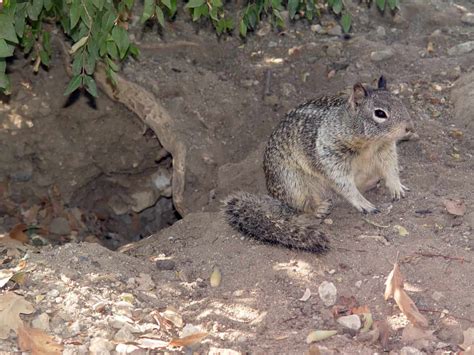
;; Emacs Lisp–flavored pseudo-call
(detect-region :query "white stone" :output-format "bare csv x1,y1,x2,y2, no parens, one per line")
370,49,395,62
89,337,114,354
337,314,361,330
318,281,337,307
400,346,424,355
447,41,474,56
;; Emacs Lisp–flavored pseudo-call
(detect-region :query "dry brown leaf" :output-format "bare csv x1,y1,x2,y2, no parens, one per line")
9,224,29,243
17,324,63,355
169,332,209,347
443,198,466,216
351,305,370,315
384,262,403,300
0,269,14,288
0,292,34,339
393,288,429,328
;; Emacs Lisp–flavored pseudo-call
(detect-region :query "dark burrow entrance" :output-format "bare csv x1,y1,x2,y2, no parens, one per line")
0,60,180,249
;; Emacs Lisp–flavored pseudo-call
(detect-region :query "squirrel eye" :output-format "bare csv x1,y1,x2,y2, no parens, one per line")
374,109,388,119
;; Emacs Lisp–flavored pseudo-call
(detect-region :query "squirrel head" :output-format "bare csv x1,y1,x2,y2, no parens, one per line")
349,76,414,140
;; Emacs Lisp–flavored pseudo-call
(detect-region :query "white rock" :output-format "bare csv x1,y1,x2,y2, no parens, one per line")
355,280,362,288
432,291,444,302
311,24,324,34
337,314,361,330
376,26,386,37
318,281,337,307
32,313,50,331
370,49,395,62
447,41,474,56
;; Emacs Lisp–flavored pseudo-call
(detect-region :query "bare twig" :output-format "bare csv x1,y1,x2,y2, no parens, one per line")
414,252,470,263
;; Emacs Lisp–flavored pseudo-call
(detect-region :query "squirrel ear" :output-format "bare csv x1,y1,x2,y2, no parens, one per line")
378,76,387,90
350,83,367,108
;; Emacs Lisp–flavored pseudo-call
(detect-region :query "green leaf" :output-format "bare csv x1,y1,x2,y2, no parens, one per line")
123,0,134,10
0,71,11,93
107,56,119,71
39,49,50,67
141,0,156,23
287,0,299,19
128,43,140,58
44,0,53,11
209,6,218,21
27,0,43,20
106,40,119,60
155,6,165,26
64,75,83,96
168,0,177,15
387,0,399,10
70,0,81,29
91,0,104,10
14,11,26,37
185,0,205,9
0,15,19,44
111,26,129,59
161,0,172,9
239,19,247,37
84,52,95,74
341,12,351,33
101,11,117,33
0,58,5,73
72,52,83,75
376,0,385,11
42,31,51,54
83,75,97,97
211,0,222,7
0,39,15,57
332,0,342,14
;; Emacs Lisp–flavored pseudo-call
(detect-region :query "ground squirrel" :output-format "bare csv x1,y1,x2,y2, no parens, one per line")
224,76,415,252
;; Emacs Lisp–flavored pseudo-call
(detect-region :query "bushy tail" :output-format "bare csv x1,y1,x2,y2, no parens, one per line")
223,191,329,253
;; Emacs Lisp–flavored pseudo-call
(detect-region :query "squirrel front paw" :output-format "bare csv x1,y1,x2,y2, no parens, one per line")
388,182,410,201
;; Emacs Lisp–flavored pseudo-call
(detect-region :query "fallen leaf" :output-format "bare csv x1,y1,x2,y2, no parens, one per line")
460,327,474,350
443,199,466,216
306,330,337,344
210,266,221,288
9,224,29,243
401,323,435,344
169,332,209,347
162,308,183,328
360,313,373,333
395,285,428,328
384,262,429,328
136,338,168,349
384,262,404,300
393,225,409,237
0,292,34,339
17,324,63,355
288,45,303,56
449,128,463,139
0,234,28,257
299,288,311,302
